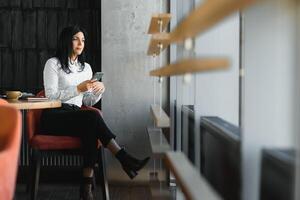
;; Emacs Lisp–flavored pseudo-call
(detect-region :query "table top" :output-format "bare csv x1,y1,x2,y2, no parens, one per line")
6,99,61,110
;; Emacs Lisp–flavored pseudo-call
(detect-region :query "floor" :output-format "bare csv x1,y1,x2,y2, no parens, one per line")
15,184,151,200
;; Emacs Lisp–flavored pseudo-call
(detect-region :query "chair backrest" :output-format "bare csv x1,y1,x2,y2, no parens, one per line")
36,90,45,97
0,105,22,200
26,90,45,141
0,98,8,105
0,105,20,150
0,99,9,148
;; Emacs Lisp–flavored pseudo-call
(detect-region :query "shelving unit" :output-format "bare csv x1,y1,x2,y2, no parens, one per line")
147,0,257,54
148,13,172,34
147,127,171,158
147,33,171,56
150,104,170,128
145,0,258,199
150,58,229,77
169,0,257,43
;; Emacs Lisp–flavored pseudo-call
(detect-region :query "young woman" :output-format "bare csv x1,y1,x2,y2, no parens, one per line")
40,25,149,200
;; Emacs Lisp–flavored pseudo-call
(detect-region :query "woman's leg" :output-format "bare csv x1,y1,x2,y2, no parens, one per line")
80,111,150,179
106,139,121,155
40,107,98,199
40,107,149,180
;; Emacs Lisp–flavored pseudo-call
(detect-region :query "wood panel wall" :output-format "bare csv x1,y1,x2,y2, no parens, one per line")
0,0,101,94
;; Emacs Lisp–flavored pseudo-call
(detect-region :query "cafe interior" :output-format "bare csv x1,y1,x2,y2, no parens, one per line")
0,0,300,200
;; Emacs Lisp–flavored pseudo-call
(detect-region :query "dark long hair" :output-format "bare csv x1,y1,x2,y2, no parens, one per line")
55,25,87,74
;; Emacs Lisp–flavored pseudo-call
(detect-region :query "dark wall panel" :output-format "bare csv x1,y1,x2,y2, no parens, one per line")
37,10,47,49
21,0,32,8
2,50,13,88
44,0,55,8
23,11,36,48
10,0,21,8
26,51,38,90
57,11,68,40
0,10,11,47
68,10,80,26
37,50,54,87
54,0,66,8
80,10,92,51
33,0,44,8
11,11,23,49
47,11,57,49
79,0,89,9
90,50,101,72
95,0,101,8
66,0,78,9
0,0,9,7
92,11,101,49
13,51,25,88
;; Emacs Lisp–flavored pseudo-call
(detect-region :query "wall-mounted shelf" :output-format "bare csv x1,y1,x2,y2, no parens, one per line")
164,152,221,200
147,127,171,158
148,13,172,34
150,0,256,49
147,33,171,56
150,104,170,128
149,58,229,77
150,185,172,200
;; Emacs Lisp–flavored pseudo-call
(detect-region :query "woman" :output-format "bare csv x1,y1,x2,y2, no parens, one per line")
40,25,149,200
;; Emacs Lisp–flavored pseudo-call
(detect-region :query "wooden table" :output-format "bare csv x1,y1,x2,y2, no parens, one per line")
7,99,61,110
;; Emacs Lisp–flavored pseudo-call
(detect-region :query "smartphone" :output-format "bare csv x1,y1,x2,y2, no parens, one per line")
91,72,104,81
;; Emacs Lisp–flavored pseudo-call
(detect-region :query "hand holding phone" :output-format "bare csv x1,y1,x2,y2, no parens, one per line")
91,72,104,81
77,80,95,93
92,81,105,94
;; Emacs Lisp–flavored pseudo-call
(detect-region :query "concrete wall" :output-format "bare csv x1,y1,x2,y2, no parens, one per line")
242,0,298,199
101,0,168,183
194,11,240,127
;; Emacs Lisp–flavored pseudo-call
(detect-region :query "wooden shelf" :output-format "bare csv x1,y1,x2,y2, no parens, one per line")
147,127,171,158
146,0,256,56
150,104,170,128
147,33,171,56
150,0,256,48
170,0,256,43
164,152,221,200
150,58,229,77
148,13,172,34
149,172,172,200
150,185,172,200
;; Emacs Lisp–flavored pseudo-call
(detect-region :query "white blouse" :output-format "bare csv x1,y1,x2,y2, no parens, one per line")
43,57,103,107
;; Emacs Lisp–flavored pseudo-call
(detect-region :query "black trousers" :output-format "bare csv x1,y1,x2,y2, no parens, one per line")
40,103,116,167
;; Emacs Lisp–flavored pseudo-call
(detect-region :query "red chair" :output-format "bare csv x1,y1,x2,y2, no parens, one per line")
0,98,8,105
0,103,22,200
26,91,109,200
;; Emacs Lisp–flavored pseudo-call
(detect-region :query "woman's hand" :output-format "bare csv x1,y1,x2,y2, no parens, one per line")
92,81,105,94
77,80,96,93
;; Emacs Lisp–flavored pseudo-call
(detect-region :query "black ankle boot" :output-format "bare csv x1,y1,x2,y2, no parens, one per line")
80,177,94,200
115,148,150,179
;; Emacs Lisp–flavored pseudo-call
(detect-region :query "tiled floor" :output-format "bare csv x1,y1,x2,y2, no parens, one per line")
15,184,150,200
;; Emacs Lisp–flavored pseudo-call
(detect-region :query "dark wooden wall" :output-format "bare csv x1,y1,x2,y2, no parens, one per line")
0,0,101,94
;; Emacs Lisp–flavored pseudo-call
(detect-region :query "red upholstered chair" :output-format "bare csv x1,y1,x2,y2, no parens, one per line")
26,91,109,200
0,98,8,105
0,103,22,200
